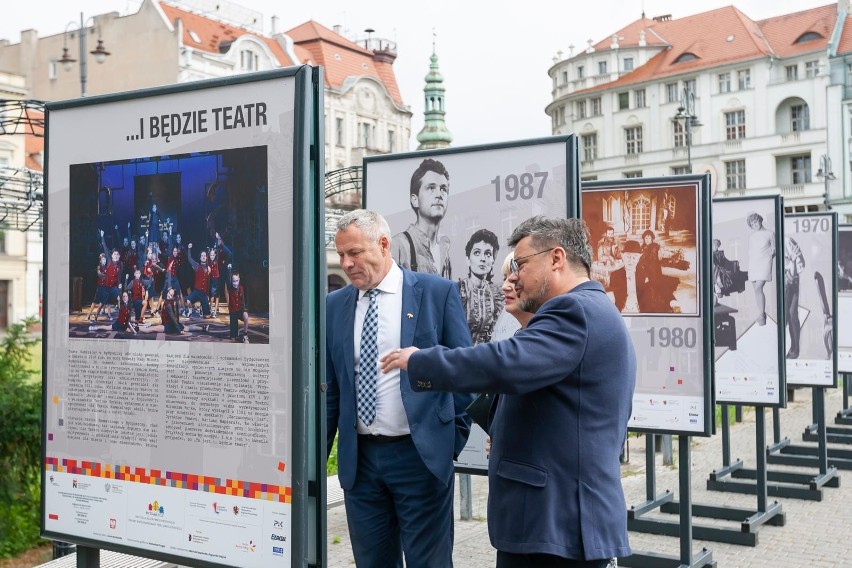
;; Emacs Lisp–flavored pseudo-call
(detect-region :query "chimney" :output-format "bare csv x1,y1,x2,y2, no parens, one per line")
333,24,343,36
270,15,279,35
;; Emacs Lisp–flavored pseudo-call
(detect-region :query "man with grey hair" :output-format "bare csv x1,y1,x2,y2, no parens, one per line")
382,215,636,567
326,208,474,568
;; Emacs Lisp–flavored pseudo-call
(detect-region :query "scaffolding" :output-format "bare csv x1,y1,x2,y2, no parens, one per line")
0,99,45,232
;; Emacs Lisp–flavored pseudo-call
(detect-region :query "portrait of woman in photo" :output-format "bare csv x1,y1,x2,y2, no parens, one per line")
636,229,679,313
458,228,504,344
746,212,775,326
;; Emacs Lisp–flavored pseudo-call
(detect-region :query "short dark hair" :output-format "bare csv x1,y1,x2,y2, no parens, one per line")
409,158,450,212
642,229,655,241
508,216,592,276
464,228,500,257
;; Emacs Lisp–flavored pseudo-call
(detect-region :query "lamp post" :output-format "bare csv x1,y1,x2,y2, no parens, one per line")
817,154,836,210
57,13,111,97
673,87,702,173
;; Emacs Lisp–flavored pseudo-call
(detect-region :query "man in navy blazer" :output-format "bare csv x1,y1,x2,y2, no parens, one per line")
326,209,474,568
383,216,636,568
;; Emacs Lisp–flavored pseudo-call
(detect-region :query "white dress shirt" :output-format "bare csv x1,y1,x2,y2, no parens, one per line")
353,262,408,435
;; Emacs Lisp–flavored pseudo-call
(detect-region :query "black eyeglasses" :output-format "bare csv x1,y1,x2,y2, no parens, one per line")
509,248,555,275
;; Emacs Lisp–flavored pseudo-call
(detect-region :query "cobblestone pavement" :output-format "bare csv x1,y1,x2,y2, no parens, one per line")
327,387,852,567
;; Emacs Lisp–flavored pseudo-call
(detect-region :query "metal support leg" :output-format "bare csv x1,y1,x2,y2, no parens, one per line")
76,546,99,568
459,473,472,520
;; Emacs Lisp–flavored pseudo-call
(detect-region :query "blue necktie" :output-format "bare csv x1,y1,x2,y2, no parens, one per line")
358,289,380,425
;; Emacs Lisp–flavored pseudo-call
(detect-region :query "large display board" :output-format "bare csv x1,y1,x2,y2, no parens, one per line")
364,136,579,474
43,67,324,567
712,196,786,407
838,225,852,373
784,212,838,387
582,175,713,436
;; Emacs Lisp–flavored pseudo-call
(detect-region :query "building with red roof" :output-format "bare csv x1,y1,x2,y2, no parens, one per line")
0,0,412,176
547,1,852,216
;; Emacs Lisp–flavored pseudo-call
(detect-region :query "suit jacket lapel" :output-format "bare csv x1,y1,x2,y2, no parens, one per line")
400,269,422,349
341,286,358,388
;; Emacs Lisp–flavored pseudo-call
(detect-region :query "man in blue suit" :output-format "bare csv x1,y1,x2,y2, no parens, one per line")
326,209,474,568
382,216,636,568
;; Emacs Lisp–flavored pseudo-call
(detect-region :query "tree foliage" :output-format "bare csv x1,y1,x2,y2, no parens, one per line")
0,319,44,556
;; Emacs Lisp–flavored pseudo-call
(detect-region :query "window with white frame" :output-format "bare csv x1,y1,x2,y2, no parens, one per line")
630,196,652,231
618,92,629,110
335,117,344,146
624,57,634,71
48,60,57,80
725,110,746,140
576,100,587,119
684,78,696,96
666,83,679,103
718,72,731,93
671,166,690,176
388,129,395,152
591,97,602,116
625,126,643,154
791,154,812,184
791,104,810,131
737,69,751,89
598,60,608,75
725,160,746,190
623,171,642,178
240,49,258,71
561,71,568,83
673,120,685,147
577,65,584,79
805,60,819,78
581,133,598,162
634,89,646,108
786,64,798,81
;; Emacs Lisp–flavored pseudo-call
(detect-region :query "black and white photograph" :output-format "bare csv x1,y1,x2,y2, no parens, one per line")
365,137,577,472
784,212,837,387
581,183,699,316
67,146,270,344
712,196,785,406
838,226,852,372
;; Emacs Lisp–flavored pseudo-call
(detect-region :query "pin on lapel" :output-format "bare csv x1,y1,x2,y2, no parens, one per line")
406,313,414,319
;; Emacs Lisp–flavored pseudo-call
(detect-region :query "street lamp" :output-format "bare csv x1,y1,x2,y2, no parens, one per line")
817,154,836,210
58,13,111,97
673,87,702,173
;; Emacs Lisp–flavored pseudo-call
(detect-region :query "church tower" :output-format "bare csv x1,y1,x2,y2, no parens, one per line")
416,46,453,150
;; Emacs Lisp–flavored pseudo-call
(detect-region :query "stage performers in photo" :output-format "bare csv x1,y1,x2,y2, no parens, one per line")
142,246,164,319
89,291,137,335
595,225,621,265
636,229,679,313
147,202,161,247
129,268,147,324
209,232,233,317
747,212,775,326
458,228,504,344
137,286,208,336
185,243,212,318
227,267,250,343
85,252,110,321
100,230,123,310
785,236,805,359
391,158,452,278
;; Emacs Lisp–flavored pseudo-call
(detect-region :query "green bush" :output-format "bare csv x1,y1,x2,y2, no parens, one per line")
0,319,45,557
327,435,338,476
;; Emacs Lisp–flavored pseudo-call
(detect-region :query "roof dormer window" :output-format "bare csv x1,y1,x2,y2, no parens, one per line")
674,52,698,64
795,31,822,44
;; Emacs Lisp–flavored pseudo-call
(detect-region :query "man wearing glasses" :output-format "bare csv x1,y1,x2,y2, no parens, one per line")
382,215,636,568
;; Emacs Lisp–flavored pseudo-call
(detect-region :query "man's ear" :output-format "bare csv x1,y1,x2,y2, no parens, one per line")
410,193,419,209
379,235,391,254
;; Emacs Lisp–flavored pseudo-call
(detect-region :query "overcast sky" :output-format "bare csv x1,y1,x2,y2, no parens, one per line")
0,0,832,150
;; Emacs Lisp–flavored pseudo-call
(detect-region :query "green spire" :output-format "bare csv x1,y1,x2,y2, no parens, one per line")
416,45,453,150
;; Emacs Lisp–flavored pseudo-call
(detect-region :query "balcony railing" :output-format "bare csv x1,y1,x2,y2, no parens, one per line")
781,184,805,196
781,132,801,144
